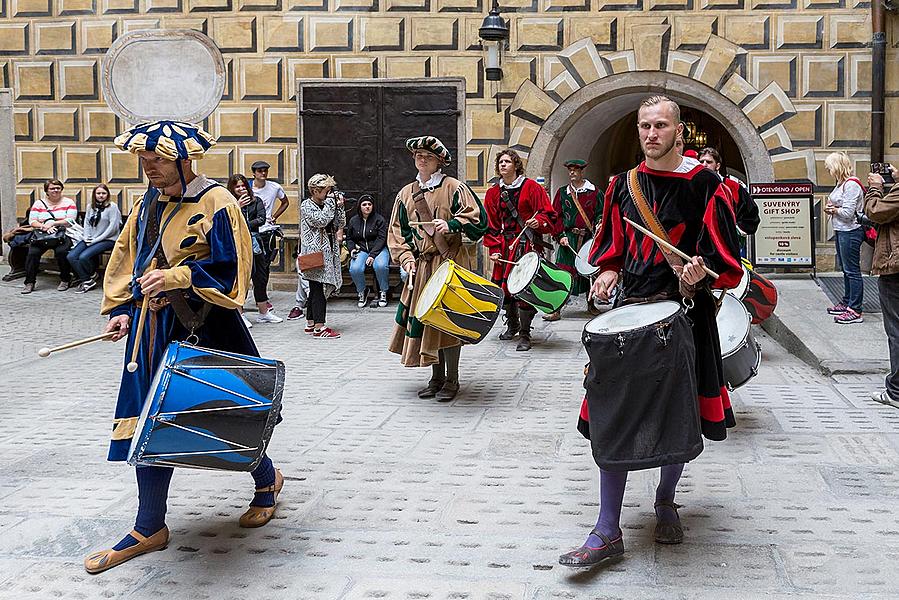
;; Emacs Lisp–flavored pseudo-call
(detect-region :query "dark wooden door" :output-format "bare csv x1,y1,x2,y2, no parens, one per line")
300,84,460,222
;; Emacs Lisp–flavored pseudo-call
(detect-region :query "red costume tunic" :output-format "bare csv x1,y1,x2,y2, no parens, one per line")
579,161,744,443
483,177,555,295
723,175,760,235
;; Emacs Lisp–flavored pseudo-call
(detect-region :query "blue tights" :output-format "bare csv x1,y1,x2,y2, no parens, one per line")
113,455,276,551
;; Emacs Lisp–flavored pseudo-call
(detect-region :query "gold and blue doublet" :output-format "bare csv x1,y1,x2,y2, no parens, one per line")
102,175,257,461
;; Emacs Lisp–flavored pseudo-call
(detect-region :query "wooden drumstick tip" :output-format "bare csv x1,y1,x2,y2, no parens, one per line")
38,347,51,358
126,361,139,373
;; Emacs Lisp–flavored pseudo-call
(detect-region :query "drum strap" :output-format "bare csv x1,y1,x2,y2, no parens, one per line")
567,187,594,234
145,195,212,335
627,169,698,301
411,182,452,258
498,189,547,255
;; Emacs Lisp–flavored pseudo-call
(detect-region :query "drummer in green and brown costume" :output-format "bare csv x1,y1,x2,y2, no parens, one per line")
545,158,602,321
387,136,487,401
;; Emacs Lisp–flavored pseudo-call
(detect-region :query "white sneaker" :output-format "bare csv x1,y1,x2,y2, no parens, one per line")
241,314,253,329
256,312,283,324
357,290,369,308
378,291,387,307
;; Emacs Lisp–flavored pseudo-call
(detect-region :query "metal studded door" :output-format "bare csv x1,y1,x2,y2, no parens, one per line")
298,79,464,222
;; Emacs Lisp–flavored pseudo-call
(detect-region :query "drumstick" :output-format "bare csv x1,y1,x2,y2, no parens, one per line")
407,221,434,226
38,332,117,357
511,227,528,248
407,268,415,291
493,258,518,265
623,217,719,280
127,258,158,373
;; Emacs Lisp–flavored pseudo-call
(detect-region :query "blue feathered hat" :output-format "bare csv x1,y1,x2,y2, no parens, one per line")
114,120,216,161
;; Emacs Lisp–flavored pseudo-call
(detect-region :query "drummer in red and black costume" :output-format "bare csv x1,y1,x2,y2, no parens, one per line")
545,158,601,321
83,121,283,574
483,148,556,351
558,96,743,568
698,146,760,235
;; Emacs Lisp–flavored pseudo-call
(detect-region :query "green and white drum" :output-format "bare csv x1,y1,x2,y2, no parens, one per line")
507,251,573,314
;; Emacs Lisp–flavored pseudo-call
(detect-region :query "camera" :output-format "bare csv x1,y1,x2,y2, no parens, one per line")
872,162,895,184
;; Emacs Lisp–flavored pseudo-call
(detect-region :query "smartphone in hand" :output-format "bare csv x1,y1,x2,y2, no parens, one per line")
873,162,895,184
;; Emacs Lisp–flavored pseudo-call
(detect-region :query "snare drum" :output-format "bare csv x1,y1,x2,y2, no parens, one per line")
414,260,503,344
507,252,573,314
575,236,600,277
717,294,761,390
729,263,778,324
128,341,284,471
582,302,703,471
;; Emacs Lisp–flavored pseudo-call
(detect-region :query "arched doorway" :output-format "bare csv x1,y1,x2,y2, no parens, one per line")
527,72,774,195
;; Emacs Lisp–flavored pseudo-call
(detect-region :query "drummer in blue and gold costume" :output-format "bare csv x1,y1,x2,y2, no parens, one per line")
83,121,284,574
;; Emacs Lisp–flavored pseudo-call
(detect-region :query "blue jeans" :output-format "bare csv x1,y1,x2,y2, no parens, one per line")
834,228,865,312
349,250,389,294
67,239,115,282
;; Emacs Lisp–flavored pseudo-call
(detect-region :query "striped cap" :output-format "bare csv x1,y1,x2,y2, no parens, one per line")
405,136,452,164
114,120,216,161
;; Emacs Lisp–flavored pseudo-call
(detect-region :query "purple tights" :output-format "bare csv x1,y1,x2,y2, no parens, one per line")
584,463,685,548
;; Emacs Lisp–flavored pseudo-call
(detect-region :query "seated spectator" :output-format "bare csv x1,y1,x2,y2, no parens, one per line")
22,179,78,294
346,194,390,308
2,206,34,281
68,184,122,293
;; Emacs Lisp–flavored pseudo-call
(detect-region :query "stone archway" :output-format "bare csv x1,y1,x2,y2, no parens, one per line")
503,33,813,187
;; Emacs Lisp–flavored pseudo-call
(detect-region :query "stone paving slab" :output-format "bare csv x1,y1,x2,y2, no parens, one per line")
0,278,895,599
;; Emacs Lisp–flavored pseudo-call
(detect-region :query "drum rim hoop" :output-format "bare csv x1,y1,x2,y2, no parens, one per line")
583,300,683,335
507,252,542,295
719,293,752,355
413,259,454,320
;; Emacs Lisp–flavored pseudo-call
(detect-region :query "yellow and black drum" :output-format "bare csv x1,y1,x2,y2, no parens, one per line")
414,260,504,344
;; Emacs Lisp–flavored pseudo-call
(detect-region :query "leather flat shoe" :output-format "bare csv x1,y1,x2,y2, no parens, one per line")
435,380,459,402
653,499,684,544
417,379,445,398
84,527,169,574
239,469,283,528
542,311,561,322
558,529,624,568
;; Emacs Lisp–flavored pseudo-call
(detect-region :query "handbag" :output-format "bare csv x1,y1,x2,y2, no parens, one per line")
29,199,68,248
297,251,325,271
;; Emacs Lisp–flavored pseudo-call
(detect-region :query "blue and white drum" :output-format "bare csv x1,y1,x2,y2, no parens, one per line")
128,341,284,471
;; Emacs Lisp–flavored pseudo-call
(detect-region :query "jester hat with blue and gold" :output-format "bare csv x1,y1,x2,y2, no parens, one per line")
114,120,216,160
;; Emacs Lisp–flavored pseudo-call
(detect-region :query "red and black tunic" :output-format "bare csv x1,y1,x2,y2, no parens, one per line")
578,161,744,442
723,175,760,235
483,178,555,296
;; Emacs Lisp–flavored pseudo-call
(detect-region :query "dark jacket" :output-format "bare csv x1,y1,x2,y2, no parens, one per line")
864,184,899,276
346,212,388,257
240,196,266,233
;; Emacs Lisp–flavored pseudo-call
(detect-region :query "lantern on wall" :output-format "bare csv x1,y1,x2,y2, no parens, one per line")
479,3,510,82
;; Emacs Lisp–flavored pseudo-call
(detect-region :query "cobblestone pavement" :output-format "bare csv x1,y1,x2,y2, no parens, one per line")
0,277,895,599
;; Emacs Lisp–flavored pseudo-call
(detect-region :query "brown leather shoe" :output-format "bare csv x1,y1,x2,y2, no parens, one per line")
239,468,283,528
84,527,169,574
653,499,684,544
542,311,561,322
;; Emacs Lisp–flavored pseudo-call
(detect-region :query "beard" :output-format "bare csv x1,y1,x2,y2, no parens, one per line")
641,136,676,160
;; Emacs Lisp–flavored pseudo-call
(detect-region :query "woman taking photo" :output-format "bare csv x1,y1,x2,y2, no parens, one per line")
824,152,865,324
23,179,78,294
68,184,122,293
228,174,282,325
346,194,390,308
299,174,346,338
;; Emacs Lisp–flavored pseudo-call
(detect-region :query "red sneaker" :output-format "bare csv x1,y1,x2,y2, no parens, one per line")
834,308,863,324
287,306,304,320
313,327,341,339
303,325,315,334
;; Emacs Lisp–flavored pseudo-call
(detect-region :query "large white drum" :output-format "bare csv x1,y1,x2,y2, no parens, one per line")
575,236,600,277
716,293,761,390
584,301,681,334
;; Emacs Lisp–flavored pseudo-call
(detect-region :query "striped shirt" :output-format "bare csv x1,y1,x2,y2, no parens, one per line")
29,198,78,226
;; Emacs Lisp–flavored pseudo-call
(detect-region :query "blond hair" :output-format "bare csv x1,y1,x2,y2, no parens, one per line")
307,173,337,192
639,95,681,124
824,152,852,184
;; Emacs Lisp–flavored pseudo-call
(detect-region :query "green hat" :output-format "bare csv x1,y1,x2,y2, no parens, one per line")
114,120,216,161
564,159,587,168
406,136,452,164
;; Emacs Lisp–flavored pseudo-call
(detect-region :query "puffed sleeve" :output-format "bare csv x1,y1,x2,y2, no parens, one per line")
482,186,504,254
588,176,625,274
695,180,743,290
446,181,487,242
101,198,141,316
524,179,555,234
388,190,416,269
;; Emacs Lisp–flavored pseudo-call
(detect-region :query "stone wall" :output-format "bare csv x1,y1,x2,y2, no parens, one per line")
0,2,891,254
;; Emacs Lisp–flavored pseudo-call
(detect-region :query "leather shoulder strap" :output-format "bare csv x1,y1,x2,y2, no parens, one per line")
626,168,684,271
567,187,594,234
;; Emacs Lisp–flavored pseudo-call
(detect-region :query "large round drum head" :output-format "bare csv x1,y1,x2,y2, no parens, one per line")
414,261,451,320
507,252,540,295
584,301,681,334
730,266,750,299
575,237,600,277
717,293,752,356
